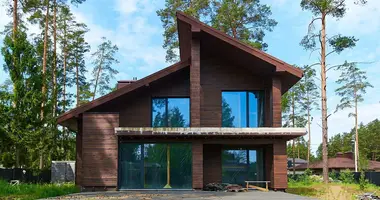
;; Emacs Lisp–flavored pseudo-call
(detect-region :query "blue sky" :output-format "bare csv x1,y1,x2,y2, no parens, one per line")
0,0,379,154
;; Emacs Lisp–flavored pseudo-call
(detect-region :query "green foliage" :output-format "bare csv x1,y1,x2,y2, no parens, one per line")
335,61,373,115
282,67,307,128
339,169,355,184
91,37,119,99
287,137,316,161
221,98,234,127
0,179,79,200
157,0,277,62
359,171,368,191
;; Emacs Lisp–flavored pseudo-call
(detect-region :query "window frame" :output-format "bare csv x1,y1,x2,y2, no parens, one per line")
221,91,265,128
151,96,190,127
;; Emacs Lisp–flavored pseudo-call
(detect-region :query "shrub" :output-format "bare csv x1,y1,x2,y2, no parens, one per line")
339,169,355,184
359,171,369,191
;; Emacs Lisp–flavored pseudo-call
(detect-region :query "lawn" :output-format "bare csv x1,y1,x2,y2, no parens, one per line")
0,180,79,200
287,177,380,200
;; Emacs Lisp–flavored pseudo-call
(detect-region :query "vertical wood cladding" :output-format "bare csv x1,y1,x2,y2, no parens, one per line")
191,39,201,127
192,142,203,189
265,144,273,187
81,113,119,187
200,57,271,127
272,140,288,189
76,115,83,186
271,76,282,127
203,144,222,185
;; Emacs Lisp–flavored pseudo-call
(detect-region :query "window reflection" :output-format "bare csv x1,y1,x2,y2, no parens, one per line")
222,91,264,127
152,98,190,127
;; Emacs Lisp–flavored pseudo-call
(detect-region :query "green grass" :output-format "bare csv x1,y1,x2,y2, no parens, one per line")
287,181,323,197
0,179,79,200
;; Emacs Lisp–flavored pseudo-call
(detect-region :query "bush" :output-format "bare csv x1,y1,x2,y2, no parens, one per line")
339,169,355,184
359,171,369,191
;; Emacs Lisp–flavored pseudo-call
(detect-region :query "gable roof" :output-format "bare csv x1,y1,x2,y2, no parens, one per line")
176,11,303,79
58,12,303,130
58,59,190,130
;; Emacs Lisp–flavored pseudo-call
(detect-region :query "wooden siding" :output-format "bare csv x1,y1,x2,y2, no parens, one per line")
272,140,288,189
76,115,83,186
271,76,282,127
191,38,201,127
81,113,119,187
203,144,222,185
192,142,203,189
200,57,271,127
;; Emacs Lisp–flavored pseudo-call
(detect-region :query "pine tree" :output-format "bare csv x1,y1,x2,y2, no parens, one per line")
282,69,307,175
91,37,119,100
335,61,372,171
299,0,366,183
67,22,91,106
299,65,319,167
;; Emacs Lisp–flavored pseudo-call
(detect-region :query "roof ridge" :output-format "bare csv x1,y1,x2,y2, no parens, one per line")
176,11,303,76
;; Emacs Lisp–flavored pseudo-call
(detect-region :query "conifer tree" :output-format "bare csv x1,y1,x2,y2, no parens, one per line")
300,0,366,182
91,37,119,100
335,61,372,171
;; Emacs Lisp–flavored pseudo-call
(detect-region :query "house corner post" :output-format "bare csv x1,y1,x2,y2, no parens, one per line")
76,114,83,188
190,38,201,127
192,142,203,189
272,140,288,190
271,75,282,127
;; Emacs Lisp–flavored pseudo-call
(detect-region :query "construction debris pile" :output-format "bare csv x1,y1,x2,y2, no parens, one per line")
204,183,246,192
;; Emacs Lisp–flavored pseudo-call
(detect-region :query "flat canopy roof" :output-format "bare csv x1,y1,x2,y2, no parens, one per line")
115,127,306,140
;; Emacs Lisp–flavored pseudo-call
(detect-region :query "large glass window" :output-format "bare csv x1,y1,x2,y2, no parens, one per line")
222,148,264,186
152,98,190,127
222,91,264,127
119,143,192,189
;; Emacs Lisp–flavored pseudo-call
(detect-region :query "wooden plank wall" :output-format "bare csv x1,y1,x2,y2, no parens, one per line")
272,140,288,189
203,144,222,185
76,115,83,186
192,142,203,189
200,57,271,127
190,38,201,127
81,113,119,187
271,76,282,127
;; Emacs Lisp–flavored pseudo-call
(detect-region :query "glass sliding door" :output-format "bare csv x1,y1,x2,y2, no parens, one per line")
119,143,192,189
222,148,264,186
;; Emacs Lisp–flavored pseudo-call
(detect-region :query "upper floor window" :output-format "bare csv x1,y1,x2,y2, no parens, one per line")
222,91,264,128
152,98,190,127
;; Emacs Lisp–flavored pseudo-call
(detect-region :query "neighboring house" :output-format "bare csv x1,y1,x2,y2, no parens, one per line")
57,11,306,191
287,158,308,174
295,152,380,173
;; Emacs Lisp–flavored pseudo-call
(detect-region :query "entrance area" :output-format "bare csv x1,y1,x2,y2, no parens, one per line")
119,143,192,189
222,148,265,186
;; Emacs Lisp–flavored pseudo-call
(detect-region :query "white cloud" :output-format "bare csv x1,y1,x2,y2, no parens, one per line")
330,1,380,35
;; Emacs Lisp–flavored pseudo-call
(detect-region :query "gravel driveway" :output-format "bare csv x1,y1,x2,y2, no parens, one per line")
48,190,317,200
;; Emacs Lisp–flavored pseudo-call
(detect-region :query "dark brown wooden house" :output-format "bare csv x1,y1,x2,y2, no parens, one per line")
58,11,306,191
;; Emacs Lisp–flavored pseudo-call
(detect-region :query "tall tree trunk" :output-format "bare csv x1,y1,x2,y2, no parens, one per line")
76,56,80,107
13,0,18,39
13,0,20,169
40,0,50,170
354,89,359,172
52,0,57,118
63,20,68,154
320,13,329,183
307,106,311,168
93,65,102,100
292,94,296,175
